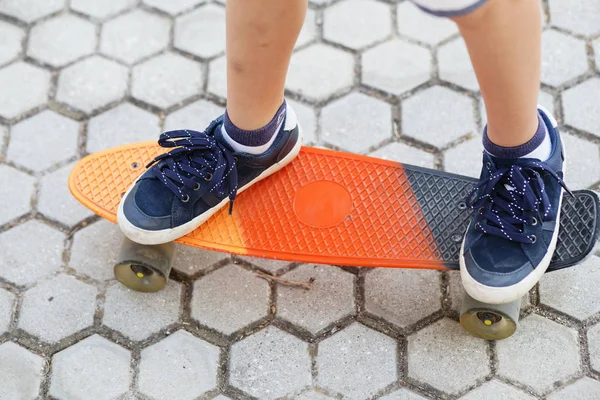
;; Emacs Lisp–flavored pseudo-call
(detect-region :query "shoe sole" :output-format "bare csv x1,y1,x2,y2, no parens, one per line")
117,126,304,245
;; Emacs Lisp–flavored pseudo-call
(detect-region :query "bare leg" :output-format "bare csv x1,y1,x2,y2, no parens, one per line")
452,0,542,147
226,0,307,130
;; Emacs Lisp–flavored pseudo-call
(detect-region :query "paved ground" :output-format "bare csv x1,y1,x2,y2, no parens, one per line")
1,0,600,399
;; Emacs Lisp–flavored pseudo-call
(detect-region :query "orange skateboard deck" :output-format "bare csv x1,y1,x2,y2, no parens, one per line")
69,142,599,271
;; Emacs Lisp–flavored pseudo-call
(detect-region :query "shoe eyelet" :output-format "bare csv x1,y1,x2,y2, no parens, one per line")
181,194,190,203
233,156,238,163
531,217,538,226
193,183,201,191
529,234,537,244
458,202,467,210
486,162,492,168
204,173,213,182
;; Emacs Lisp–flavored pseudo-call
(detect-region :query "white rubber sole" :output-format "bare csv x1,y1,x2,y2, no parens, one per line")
117,127,303,245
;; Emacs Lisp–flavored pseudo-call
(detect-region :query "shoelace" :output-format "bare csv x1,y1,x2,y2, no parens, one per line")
466,160,572,244
146,126,239,213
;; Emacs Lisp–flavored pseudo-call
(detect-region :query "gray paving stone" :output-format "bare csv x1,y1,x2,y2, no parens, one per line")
138,330,219,400
57,56,129,114
0,165,35,226
288,99,317,145
317,322,397,399
323,0,391,50
0,21,24,66
589,323,600,372
443,136,483,178
38,162,95,226
362,39,431,96
560,133,600,189
175,4,226,59
370,142,436,169
143,0,203,15
207,54,226,99
496,314,580,394
548,0,600,36
101,9,170,65
212,396,232,400
18,274,97,343
7,110,79,172
230,326,311,399
132,52,203,109
103,281,182,341
86,103,161,153
408,318,489,394
50,334,131,400
0,342,43,400
296,390,336,400
365,269,441,328
321,92,392,153
402,86,476,148
563,78,600,138
172,243,229,276
0,0,64,23
0,288,14,334
71,0,135,19
286,44,354,102
278,264,355,334
439,37,479,91
28,14,96,68
396,2,458,45
70,220,123,281
0,221,63,287
164,100,223,132
0,62,50,120
458,380,535,400
191,264,269,335
296,8,317,48
547,377,600,400
541,29,588,87
379,389,428,400
594,38,600,70
240,256,292,275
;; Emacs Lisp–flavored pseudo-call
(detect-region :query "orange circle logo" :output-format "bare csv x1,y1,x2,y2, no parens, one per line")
293,180,353,228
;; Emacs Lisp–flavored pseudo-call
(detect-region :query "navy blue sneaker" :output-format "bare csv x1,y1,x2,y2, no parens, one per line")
117,110,302,245
460,107,571,304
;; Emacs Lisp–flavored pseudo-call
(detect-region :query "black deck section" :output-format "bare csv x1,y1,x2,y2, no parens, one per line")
402,165,600,271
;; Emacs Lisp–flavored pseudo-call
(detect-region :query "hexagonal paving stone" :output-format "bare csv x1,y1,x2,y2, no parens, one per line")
191,264,269,335
402,86,476,148
143,0,204,15
0,288,14,334
18,275,97,343
458,379,535,400
175,4,226,59
101,9,170,65
323,0,391,50
321,92,391,153
541,30,588,87
0,0,64,23
365,269,441,328
594,38,600,70
164,99,223,132
548,0,600,37
57,56,129,114
288,99,317,145
296,390,336,400
589,323,600,372
138,330,220,399
0,165,35,226
50,335,131,400
296,8,317,48
396,2,458,46
547,377,600,400
207,54,226,99
0,221,63,287
560,133,600,189
28,14,96,68
362,39,431,96
69,220,123,281
0,21,24,66
230,326,311,399
563,78,600,138
317,323,397,399
496,314,580,394
172,244,229,276
443,136,483,178
379,389,428,400
286,44,354,102
408,318,489,395
38,162,94,227
7,110,79,172
241,256,292,275
86,103,161,152
71,0,136,19
0,342,43,400
439,37,479,91
132,52,203,109
277,264,355,334
103,281,182,340
0,62,50,120
370,142,435,169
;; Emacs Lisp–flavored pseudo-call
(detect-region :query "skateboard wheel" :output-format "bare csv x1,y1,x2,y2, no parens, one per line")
459,293,520,340
114,237,175,293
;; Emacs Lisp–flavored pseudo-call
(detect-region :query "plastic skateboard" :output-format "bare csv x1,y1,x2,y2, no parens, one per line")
69,143,600,340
